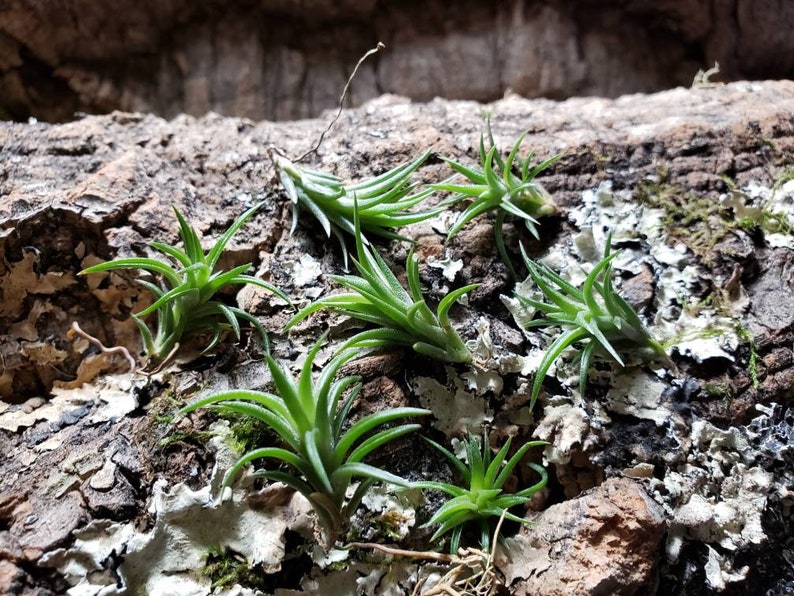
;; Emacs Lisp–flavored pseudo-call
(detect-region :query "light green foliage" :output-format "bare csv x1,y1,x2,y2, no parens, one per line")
158,429,217,448
285,206,478,364
81,203,290,362
414,433,547,553
201,546,268,591
179,334,429,533
517,237,673,407
434,123,561,275
273,150,443,269
634,178,739,263
736,325,760,389
223,412,275,455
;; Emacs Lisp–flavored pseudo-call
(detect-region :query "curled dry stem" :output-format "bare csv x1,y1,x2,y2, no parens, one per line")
68,321,136,376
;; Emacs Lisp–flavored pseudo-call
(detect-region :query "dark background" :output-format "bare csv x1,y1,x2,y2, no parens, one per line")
1,0,792,122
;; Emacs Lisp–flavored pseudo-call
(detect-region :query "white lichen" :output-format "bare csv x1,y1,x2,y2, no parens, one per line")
412,370,493,436
603,369,672,426
658,419,772,588
427,252,463,282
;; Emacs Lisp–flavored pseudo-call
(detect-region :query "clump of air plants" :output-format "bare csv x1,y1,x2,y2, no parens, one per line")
179,334,429,538
516,236,674,407
434,122,562,276
81,202,290,365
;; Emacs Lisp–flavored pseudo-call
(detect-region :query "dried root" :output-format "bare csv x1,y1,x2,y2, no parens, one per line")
68,321,136,375
349,513,508,596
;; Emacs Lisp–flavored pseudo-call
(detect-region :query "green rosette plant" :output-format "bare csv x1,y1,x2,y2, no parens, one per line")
434,124,562,276
285,205,478,364
517,237,673,407
273,150,445,269
81,202,290,363
414,433,548,553
179,334,429,534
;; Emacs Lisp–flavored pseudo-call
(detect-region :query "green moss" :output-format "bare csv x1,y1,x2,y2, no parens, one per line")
220,411,275,454
773,168,794,189
745,208,791,236
736,326,760,389
634,179,732,261
636,172,794,271
201,546,270,591
703,381,732,399
144,388,188,445
724,172,792,236
148,388,182,423
373,509,408,541
695,293,715,309
760,136,779,154
158,429,217,448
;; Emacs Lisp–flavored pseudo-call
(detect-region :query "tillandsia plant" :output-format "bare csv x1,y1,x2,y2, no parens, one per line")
285,205,478,364
179,334,429,535
517,236,674,408
414,433,548,553
434,122,562,276
272,149,445,269
81,202,291,363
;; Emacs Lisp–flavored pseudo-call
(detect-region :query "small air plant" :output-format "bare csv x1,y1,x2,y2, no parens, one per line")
434,123,562,276
81,202,290,364
414,433,548,553
272,149,444,269
285,204,478,364
179,334,429,536
517,236,674,408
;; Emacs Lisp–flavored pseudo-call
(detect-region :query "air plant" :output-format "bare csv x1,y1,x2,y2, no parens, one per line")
414,433,548,553
517,237,673,408
273,149,445,269
179,334,429,535
434,123,562,276
81,202,290,363
285,204,478,364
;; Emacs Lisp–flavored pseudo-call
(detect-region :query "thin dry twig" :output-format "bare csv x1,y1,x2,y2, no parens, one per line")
294,42,385,162
692,61,721,88
68,321,137,375
348,542,456,563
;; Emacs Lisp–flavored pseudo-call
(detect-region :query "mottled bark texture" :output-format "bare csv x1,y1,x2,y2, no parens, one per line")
1,82,794,593
2,80,794,402
2,0,794,122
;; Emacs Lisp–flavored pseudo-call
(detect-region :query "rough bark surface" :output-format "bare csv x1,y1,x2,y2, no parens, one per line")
2,0,794,121
1,82,793,593
2,80,793,402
